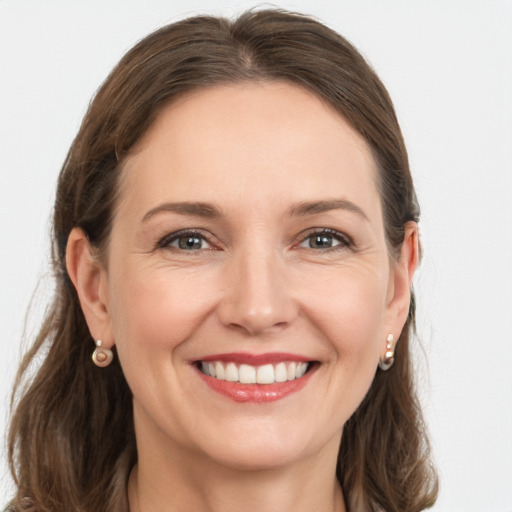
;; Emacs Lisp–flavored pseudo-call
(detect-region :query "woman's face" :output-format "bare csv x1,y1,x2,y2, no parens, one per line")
100,82,409,470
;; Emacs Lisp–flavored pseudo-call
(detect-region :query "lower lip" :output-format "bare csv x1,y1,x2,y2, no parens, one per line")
196,365,316,403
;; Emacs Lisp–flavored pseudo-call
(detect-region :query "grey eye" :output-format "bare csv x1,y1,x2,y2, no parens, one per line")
176,235,205,250
299,231,345,249
160,231,212,251
307,234,337,249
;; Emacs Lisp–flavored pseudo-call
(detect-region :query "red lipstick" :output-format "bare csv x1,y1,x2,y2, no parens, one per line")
193,353,317,403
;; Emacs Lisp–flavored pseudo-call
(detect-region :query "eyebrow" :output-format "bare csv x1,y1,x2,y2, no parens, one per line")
288,198,369,220
141,198,368,223
142,202,222,222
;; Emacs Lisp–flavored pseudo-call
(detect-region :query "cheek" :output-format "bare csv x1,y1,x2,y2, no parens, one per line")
297,264,389,421
108,266,219,364
305,277,386,426
299,265,389,353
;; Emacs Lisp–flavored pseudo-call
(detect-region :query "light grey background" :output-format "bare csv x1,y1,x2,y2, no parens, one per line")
1,0,511,509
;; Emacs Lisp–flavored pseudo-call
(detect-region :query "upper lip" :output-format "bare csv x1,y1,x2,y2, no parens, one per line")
194,352,313,365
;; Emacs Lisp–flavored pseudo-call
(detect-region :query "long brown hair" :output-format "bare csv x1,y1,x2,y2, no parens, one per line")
8,9,437,511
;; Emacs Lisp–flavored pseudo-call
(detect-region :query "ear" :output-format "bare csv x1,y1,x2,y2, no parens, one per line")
66,227,114,348
384,221,420,350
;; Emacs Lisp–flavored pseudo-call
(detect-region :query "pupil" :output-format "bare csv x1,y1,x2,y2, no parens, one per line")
311,235,332,248
179,236,201,250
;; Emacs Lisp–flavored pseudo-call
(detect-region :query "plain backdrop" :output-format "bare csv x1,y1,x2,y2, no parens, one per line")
1,0,511,509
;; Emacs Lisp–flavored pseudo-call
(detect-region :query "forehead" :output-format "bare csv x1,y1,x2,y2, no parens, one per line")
119,81,381,220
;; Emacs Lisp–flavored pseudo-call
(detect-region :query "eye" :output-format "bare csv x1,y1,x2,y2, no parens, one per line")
298,229,351,250
158,230,213,251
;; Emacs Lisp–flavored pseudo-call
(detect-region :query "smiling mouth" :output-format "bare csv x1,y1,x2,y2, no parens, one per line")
197,360,313,385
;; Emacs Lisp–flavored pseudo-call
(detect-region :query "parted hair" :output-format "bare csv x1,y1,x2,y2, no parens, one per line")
8,9,437,512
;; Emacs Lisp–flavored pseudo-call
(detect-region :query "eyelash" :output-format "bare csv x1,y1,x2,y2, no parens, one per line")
156,228,354,253
296,228,353,252
157,230,214,251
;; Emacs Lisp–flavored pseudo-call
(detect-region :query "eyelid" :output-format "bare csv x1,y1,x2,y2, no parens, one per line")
155,227,354,252
157,229,216,251
294,228,354,250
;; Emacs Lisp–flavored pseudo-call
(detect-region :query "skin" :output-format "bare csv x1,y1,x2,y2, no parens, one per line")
67,81,419,512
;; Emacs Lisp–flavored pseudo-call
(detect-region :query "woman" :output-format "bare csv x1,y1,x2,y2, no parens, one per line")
7,9,437,512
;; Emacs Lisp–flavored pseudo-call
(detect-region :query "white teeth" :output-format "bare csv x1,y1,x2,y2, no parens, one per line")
200,360,311,384
215,361,225,380
287,362,296,380
225,362,239,382
256,364,275,384
239,364,256,384
274,362,288,382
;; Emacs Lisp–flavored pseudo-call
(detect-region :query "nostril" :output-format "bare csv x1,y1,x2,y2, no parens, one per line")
222,315,292,337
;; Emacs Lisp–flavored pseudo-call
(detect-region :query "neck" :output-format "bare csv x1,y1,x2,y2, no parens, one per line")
128,428,345,512
129,462,345,512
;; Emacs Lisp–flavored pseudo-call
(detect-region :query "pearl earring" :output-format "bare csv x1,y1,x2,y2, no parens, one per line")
378,334,395,371
92,339,114,367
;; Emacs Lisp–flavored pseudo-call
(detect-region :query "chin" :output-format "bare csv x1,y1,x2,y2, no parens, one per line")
205,441,305,472
193,418,327,472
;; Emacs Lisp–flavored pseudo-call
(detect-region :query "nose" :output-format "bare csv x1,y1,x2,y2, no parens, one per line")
217,247,298,336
